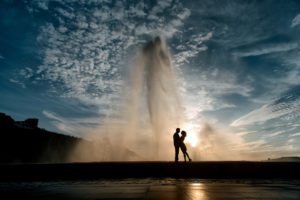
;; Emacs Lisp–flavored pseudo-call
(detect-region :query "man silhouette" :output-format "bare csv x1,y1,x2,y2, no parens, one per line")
173,128,180,162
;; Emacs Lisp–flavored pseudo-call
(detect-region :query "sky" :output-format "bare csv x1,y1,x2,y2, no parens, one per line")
1,0,300,160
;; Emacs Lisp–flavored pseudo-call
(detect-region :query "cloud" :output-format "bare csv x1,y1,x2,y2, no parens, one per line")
55,7,75,19
232,42,298,57
290,132,300,137
0,53,4,59
23,1,194,109
19,67,33,79
291,13,300,28
178,8,191,20
35,1,49,10
179,64,253,116
231,92,300,127
231,105,277,127
43,110,62,121
42,110,101,137
235,139,267,150
173,32,213,65
9,78,26,88
183,80,248,113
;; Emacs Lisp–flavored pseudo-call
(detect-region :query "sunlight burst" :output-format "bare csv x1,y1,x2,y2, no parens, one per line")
186,132,199,147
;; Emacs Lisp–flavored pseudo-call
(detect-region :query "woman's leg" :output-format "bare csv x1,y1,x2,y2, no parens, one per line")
186,152,190,159
186,152,192,161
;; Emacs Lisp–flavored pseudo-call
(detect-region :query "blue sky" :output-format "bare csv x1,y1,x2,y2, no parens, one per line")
1,0,300,159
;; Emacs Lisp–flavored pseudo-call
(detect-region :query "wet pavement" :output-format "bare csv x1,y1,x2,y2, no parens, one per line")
1,179,300,199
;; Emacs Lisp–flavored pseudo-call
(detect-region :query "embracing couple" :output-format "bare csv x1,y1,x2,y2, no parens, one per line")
173,128,192,162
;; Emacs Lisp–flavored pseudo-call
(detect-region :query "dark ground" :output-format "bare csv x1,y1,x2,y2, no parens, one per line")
1,161,300,199
1,161,300,181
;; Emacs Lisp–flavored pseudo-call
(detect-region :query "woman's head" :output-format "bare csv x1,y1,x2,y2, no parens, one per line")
181,131,186,136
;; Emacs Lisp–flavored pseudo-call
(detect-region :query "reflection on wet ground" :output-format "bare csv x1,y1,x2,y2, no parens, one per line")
1,179,300,199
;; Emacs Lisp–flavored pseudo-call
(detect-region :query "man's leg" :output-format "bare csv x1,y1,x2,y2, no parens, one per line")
175,146,179,162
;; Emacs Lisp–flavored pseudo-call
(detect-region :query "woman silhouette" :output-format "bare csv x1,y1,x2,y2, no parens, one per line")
180,131,192,162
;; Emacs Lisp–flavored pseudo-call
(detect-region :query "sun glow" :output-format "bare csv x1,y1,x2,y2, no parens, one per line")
182,122,200,147
186,132,199,147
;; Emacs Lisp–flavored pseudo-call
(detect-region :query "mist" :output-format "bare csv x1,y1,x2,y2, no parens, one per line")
67,36,252,162
123,36,184,159
67,36,183,161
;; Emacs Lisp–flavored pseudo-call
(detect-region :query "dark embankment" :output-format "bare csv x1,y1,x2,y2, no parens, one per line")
1,161,300,181
0,113,84,163
0,113,142,162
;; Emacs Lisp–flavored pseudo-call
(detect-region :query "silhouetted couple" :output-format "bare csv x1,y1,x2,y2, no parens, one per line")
173,128,192,162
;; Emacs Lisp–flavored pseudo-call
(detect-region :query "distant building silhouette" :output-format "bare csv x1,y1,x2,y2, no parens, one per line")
0,112,80,163
1,113,38,129
15,118,39,129
0,113,14,125
0,112,140,163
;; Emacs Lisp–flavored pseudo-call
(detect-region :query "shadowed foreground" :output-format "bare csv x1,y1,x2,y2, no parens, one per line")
1,179,300,200
1,161,300,181
1,162,300,199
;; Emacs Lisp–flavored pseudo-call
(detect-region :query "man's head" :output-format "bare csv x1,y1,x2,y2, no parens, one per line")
176,128,180,133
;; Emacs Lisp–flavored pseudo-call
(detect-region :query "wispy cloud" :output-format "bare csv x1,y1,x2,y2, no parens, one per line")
9,78,26,88
179,63,253,117
42,110,101,137
231,92,300,127
173,32,212,65
291,13,300,28
290,132,300,137
232,42,298,57
235,139,267,150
